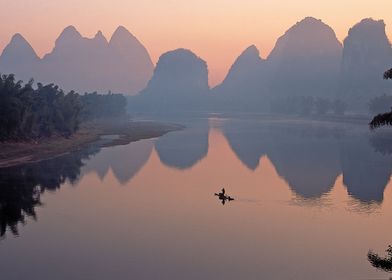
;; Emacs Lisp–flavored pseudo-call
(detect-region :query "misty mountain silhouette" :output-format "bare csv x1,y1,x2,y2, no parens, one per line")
267,17,342,98
339,18,392,110
212,45,267,111
0,34,39,83
131,48,210,113
0,26,153,95
107,26,154,95
2,17,392,111
210,17,344,113
212,16,391,112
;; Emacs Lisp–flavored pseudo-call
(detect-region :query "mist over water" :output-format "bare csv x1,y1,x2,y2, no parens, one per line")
1,117,392,279
1,1,392,278
2,17,392,113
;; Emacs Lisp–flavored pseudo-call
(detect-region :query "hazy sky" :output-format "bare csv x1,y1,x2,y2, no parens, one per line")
1,0,391,86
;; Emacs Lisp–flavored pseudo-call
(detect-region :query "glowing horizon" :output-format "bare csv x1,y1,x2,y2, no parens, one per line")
1,0,392,86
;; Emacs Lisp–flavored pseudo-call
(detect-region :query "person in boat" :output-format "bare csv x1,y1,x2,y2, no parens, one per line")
215,188,234,203
215,188,226,198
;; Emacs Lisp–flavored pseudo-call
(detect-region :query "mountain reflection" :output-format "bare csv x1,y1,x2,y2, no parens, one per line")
221,119,392,203
82,139,154,184
341,136,392,203
1,118,392,238
369,129,392,156
268,128,342,199
222,121,343,198
222,121,269,170
155,120,209,169
0,138,159,238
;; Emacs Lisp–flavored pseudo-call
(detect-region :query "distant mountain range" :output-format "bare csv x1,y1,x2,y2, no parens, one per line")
339,19,392,109
1,17,392,112
267,17,342,97
0,26,153,95
132,17,392,113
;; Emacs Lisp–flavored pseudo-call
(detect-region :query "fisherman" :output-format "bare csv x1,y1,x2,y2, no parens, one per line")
215,187,234,204
215,188,226,198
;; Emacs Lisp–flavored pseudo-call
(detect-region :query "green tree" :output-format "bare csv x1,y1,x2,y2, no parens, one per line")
369,68,392,129
368,245,392,273
0,74,127,141
384,68,392,80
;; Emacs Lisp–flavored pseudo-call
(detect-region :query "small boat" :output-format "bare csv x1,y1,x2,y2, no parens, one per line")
215,188,234,204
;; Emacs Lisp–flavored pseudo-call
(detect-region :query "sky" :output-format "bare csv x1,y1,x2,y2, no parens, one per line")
1,0,392,86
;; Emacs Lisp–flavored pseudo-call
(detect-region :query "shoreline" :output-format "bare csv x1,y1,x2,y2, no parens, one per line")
0,120,183,168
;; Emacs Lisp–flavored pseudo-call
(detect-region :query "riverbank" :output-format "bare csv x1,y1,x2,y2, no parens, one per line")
0,120,183,168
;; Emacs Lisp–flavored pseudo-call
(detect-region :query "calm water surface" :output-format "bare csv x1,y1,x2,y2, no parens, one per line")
1,117,392,280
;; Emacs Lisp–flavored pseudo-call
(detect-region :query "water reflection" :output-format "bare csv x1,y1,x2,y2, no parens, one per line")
265,124,342,199
341,135,392,203
0,146,99,237
1,118,392,239
222,121,343,198
221,119,392,203
370,129,392,156
155,120,209,169
222,121,269,170
368,245,392,273
0,140,154,237
82,140,154,184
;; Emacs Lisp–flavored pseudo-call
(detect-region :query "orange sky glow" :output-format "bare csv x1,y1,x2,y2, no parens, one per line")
1,0,392,86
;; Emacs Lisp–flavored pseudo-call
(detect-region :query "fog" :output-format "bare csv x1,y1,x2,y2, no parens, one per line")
1,17,392,115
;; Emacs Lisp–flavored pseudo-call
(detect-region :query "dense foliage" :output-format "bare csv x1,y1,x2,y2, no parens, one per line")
384,68,392,80
0,74,81,140
368,246,392,272
79,91,127,121
370,111,392,129
369,68,392,129
0,74,127,141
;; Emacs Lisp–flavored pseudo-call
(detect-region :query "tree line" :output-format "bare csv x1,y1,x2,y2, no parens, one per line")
0,74,127,141
269,96,347,116
369,68,392,129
